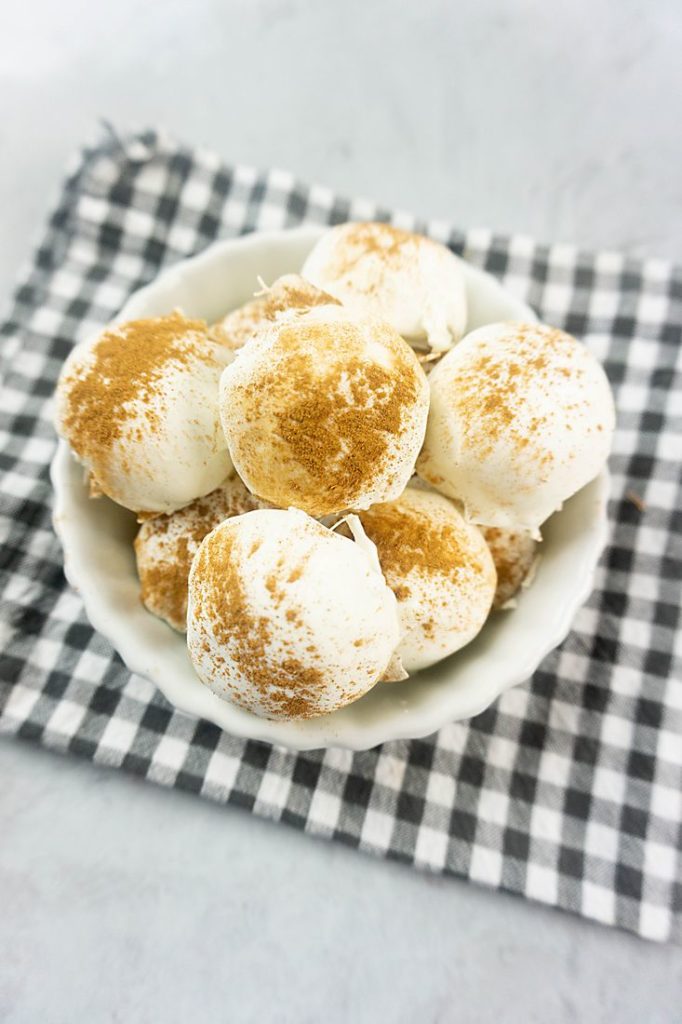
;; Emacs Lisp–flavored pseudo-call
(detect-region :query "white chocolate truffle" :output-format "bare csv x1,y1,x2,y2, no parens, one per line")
302,222,467,353
417,322,615,532
210,274,340,350
219,305,430,517
357,487,496,674
481,527,538,610
134,476,263,631
187,508,401,720
55,312,233,516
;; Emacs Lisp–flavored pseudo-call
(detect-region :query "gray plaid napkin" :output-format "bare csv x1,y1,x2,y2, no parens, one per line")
1,126,680,943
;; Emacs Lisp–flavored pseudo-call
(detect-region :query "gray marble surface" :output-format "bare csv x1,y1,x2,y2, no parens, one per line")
1,1,681,1021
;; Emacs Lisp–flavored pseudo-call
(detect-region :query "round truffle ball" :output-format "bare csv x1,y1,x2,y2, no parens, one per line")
55,312,234,516
416,322,615,532
219,305,430,517
187,508,401,720
210,274,340,351
302,222,467,353
357,486,496,674
481,527,538,609
134,476,263,631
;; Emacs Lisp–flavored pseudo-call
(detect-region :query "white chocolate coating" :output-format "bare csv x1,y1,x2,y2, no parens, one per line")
55,313,233,515
211,274,340,350
482,526,538,609
219,305,429,517
187,509,401,719
358,487,496,674
134,476,263,631
417,322,615,532
302,222,467,353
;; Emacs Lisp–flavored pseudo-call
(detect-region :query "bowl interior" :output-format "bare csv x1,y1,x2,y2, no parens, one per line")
52,227,608,750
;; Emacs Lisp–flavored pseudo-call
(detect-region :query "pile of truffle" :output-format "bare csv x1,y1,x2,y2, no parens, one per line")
55,223,615,721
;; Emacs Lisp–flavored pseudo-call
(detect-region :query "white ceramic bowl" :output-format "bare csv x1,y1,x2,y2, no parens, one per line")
51,226,610,751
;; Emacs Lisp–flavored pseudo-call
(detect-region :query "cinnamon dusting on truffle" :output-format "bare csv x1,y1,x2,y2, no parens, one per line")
482,526,538,609
359,498,476,595
191,530,325,719
225,314,427,516
61,312,220,471
356,489,496,674
322,223,421,295
450,324,588,463
212,274,340,350
134,479,260,631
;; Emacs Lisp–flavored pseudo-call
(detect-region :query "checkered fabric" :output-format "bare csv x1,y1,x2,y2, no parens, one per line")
1,126,680,943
